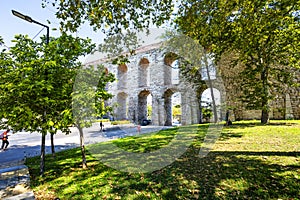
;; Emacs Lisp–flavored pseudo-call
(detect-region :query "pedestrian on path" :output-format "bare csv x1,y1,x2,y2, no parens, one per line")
100,121,104,131
137,125,141,133
1,129,10,150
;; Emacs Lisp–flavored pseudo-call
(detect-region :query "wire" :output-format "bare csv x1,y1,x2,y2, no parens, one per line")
0,42,10,50
33,27,45,40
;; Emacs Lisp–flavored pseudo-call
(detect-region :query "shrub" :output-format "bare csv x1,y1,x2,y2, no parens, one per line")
111,120,131,125
96,119,110,122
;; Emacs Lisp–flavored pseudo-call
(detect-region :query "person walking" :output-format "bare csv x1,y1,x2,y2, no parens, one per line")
100,121,104,131
1,129,10,151
137,124,141,133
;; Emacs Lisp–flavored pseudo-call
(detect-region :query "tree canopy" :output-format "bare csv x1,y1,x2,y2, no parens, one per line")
175,0,300,123
0,33,115,173
0,33,95,133
44,0,300,123
42,0,175,34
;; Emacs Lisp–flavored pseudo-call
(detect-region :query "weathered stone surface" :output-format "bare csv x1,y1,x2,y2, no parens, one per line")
86,42,300,122
86,43,200,125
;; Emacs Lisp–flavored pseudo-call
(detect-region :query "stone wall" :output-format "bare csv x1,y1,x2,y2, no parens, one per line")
85,43,300,124
86,43,200,125
218,52,300,121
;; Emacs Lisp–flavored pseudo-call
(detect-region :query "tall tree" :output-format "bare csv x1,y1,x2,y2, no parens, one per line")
72,65,115,168
0,33,96,174
45,0,299,123
176,0,300,123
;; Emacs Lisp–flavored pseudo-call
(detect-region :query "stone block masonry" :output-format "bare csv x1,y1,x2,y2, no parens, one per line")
86,42,200,126
85,41,300,124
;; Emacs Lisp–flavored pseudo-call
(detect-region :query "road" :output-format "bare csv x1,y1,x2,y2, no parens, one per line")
0,123,167,168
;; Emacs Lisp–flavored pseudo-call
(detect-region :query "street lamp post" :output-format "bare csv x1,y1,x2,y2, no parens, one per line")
12,10,49,44
12,10,50,175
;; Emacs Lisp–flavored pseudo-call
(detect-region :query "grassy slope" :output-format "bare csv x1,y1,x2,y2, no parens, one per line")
25,120,300,200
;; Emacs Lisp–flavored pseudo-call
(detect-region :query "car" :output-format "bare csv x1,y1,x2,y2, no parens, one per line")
141,119,151,126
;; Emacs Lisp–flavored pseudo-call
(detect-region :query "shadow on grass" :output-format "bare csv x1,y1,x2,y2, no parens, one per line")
219,120,300,141
228,120,299,129
25,123,299,199
38,149,298,199
94,148,299,199
146,150,300,199
219,131,244,141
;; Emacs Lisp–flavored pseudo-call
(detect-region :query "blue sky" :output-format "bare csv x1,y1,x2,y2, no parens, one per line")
0,0,104,48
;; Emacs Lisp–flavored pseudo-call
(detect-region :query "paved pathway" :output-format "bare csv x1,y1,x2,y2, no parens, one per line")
0,123,170,199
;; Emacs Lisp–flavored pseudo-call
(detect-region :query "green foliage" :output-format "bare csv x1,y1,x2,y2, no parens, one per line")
72,64,115,128
176,0,300,123
177,0,300,62
99,29,141,59
174,104,181,108
172,105,181,119
162,30,208,97
26,120,300,199
43,0,300,124
0,36,4,47
0,33,115,172
43,0,175,34
0,33,99,173
202,108,213,121
111,120,131,125
96,119,110,123
147,105,152,119
0,33,106,133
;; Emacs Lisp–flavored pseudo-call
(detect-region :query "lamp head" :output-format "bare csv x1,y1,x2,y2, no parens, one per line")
12,10,33,23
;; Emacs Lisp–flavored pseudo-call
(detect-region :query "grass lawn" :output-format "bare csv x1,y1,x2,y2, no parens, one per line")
25,120,300,200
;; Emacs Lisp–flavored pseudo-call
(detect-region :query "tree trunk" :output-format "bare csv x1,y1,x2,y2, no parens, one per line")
225,110,230,125
261,64,269,124
40,131,46,175
261,109,269,124
78,126,88,169
203,53,218,123
199,99,203,124
51,133,55,158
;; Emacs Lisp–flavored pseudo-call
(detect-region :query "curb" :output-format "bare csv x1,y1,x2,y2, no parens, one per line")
3,191,35,200
0,164,35,200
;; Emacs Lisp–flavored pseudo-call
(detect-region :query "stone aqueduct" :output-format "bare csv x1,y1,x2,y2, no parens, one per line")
85,43,202,126
85,42,300,125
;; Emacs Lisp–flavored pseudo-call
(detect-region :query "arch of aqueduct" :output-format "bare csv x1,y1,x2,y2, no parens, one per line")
85,42,204,126
84,31,299,125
